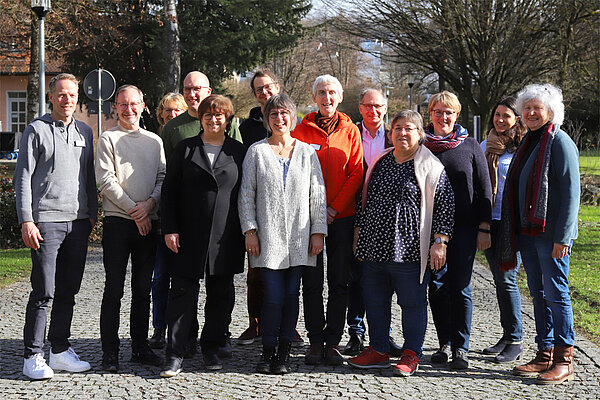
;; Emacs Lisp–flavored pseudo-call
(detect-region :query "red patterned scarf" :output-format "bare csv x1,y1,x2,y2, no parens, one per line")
423,123,469,153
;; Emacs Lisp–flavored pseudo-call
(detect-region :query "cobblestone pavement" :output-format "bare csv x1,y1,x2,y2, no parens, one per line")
1,247,598,399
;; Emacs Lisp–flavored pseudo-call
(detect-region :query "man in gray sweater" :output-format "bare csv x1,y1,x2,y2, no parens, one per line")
95,84,166,372
14,73,98,380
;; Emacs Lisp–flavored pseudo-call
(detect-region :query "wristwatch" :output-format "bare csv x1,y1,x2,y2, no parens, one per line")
434,237,449,246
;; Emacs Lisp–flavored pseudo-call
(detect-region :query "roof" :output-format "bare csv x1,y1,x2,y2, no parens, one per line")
0,54,63,76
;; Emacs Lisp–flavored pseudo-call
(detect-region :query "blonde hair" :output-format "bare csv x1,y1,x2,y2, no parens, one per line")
428,91,462,115
156,92,187,125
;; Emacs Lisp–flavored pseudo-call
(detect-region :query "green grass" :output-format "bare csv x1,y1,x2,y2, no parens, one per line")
579,148,600,176
0,248,31,287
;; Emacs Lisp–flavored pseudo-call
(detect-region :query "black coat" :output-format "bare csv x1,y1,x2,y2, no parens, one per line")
161,134,246,279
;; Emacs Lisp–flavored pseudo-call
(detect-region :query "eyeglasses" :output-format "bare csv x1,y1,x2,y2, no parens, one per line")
116,102,143,110
360,103,386,110
268,110,290,119
254,83,277,94
183,86,210,94
432,109,457,117
202,113,226,121
393,126,418,134
164,108,184,113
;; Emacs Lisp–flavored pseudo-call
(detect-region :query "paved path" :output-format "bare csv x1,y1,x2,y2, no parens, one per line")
1,247,598,399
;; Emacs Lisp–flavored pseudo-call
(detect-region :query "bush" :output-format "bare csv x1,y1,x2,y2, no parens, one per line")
0,165,21,248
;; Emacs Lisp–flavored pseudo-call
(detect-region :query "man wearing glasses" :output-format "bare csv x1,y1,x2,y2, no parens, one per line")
95,85,166,372
161,71,242,162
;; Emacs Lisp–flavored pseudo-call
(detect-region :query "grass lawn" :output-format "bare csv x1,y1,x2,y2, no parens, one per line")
580,148,600,176
0,248,31,287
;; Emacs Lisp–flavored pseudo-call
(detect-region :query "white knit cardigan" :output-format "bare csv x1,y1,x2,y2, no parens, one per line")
238,139,328,270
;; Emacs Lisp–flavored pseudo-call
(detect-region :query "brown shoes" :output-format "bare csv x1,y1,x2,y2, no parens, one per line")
536,345,575,385
513,347,553,377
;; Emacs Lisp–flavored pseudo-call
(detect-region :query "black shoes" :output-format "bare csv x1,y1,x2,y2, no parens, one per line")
149,329,166,349
217,338,233,358
160,357,183,378
271,339,292,374
495,343,523,363
483,338,506,355
388,336,404,357
203,351,223,371
256,347,276,374
451,349,469,370
342,334,364,356
131,347,163,366
102,352,119,372
431,343,452,364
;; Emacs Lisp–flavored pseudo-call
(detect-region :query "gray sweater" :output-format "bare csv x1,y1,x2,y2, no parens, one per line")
13,114,97,223
238,139,328,270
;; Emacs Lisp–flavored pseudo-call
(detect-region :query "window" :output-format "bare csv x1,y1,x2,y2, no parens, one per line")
7,91,27,133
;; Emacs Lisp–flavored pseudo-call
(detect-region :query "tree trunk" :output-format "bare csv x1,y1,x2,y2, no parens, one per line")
27,15,40,124
164,0,181,93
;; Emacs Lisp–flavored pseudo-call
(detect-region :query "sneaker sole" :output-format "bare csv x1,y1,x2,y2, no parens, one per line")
23,369,54,380
160,368,181,378
205,364,223,371
49,364,91,373
347,361,390,369
236,338,255,345
393,365,418,376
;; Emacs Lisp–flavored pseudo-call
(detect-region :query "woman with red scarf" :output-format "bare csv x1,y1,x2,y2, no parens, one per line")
500,84,579,385
424,91,492,370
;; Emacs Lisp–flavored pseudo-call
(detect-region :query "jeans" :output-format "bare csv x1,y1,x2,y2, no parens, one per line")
362,260,429,357
346,258,366,336
302,216,354,346
260,267,303,348
428,225,477,352
518,235,575,349
151,235,169,331
100,217,156,354
484,221,523,343
23,219,92,358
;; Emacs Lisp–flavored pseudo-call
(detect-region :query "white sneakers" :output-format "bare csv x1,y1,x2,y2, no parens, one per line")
23,348,91,379
49,347,92,372
23,353,54,380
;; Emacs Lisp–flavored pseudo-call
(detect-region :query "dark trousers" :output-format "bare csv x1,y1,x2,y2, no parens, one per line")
246,260,264,328
346,258,366,336
23,219,91,358
167,274,235,359
100,217,156,354
302,216,354,346
428,225,477,352
151,235,169,331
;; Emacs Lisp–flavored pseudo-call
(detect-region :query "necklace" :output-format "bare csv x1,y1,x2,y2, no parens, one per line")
270,138,295,156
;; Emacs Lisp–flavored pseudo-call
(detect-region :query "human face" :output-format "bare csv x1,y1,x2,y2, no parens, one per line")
116,88,144,131
492,105,518,134
161,101,185,124
268,108,292,137
183,73,211,113
48,79,78,123
253,76,280,106
522,98,552,131
359,91,387,128
313,82,342,117
391,119,421,156
430,103,458,136
201,111,227,136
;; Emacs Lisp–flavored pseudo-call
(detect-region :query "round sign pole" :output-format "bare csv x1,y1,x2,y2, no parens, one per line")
97,68,102,136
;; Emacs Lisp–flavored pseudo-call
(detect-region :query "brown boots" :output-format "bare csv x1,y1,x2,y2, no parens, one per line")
513,346,575,385
536,345,575,385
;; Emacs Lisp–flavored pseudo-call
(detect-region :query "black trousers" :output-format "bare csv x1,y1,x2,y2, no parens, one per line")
100,216,156,354
167,273,235,359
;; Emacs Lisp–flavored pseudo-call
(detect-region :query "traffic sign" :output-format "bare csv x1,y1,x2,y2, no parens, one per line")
83,69,116,101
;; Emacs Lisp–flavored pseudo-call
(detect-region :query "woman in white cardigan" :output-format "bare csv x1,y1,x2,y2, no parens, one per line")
238,94,327,374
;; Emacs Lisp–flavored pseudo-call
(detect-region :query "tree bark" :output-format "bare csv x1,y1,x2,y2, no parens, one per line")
164,0,181,93
27,14,40,124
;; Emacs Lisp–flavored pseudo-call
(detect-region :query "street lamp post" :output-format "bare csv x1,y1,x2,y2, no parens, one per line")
406,72,416,110
31,0,51,118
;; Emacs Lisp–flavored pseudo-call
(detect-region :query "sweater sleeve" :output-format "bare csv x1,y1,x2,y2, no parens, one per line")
472,139,493,224
13,124,39,223
95,133,137,213
309,149,328,236
238,146,258,233
329,125,364,214
551,133,580,244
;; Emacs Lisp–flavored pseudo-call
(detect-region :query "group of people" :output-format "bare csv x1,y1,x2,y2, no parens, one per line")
14,67,579,386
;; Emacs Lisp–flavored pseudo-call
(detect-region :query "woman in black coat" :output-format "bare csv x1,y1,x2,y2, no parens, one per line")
160,95,246,377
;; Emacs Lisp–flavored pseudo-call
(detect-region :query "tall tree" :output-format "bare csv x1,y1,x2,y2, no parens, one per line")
164,0,180,92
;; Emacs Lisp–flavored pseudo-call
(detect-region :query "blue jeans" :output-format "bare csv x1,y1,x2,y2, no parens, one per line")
428,225,477,352
260,267,304,348
151,236,169,331
346,258,366,336
362,260,429,357
517,235,574,349
484,221,523,343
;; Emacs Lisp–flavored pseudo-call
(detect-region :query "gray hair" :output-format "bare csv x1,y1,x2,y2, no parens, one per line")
515,83,564,126
49,73,79,93
312,75,343,98
262,93,298,133
115,84,144,103
358,88,387,104
391,110,426,145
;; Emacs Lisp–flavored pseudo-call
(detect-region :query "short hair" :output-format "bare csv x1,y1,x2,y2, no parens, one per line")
515,83,564,126
250,68,279,92
391,110,426,145
428,91,462,115
115,84,144,103
156,92,187,125
312,75,343,98
358,88,387,105
49,73,79,93
262,94,298,133
197,95,235,123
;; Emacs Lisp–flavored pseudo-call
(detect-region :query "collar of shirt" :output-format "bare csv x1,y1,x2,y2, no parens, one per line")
361,121,385,142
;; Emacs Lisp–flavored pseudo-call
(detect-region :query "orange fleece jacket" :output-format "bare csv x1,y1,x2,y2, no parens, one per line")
292,111,364,219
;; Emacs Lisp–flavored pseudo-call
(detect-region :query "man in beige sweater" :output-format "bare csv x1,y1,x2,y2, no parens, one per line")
95,84,166,372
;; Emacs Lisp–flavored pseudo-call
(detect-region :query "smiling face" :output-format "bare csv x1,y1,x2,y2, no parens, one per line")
391,118,422,156
429,102,458,136
522,98,552,131
116,88,144,131
253,75,280,106
182,72,211,115
359,91,387,129
492,105,518,134
48,79,78,123
160,101,185,124
201,110,227,136
313,82,342,117
268,107,292,137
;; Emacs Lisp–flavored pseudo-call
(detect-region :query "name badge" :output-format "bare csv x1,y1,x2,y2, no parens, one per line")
74,139,86,147
310,143,321,151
